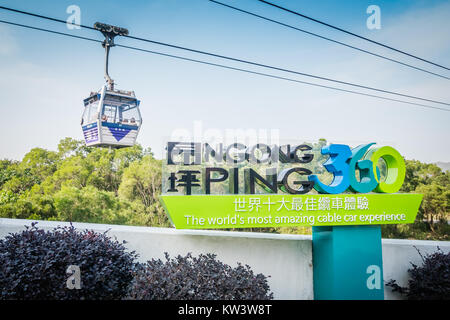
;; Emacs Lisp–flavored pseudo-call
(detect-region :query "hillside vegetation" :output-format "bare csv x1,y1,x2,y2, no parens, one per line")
0,138,448,240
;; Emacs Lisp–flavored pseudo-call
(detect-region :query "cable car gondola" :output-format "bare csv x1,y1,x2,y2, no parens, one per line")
81,22,142,148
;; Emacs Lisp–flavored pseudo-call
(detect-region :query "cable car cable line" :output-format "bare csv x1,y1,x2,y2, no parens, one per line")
0,19,101,43
0,19,449,113
120,36,450,108
257,0,450,71
0,5,449,107
208,0,450,81
0,5,95,30
116,43,450,112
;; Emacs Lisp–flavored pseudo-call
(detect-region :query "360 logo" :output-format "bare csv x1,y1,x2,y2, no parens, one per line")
309,143,405,195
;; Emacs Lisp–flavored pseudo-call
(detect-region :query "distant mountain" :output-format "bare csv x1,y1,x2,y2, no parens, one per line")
435,162,450,172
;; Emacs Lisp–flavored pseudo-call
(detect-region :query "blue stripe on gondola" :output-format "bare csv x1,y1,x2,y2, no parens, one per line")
83,126,98,131
83,130,98,136
83,128,98,134
84,136,98,143
101,122,138,130
82,122,98,130
83,123,98,143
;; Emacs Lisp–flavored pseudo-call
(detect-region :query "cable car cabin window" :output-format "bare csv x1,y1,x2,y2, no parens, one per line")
100,103,141,126
121,105,141,126
82,101,99,125
101,104,118,123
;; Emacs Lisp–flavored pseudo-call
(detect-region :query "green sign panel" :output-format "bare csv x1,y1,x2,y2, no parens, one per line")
160,193,422,229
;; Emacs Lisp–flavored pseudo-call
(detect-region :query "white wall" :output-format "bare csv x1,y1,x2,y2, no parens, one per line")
0,218,449,300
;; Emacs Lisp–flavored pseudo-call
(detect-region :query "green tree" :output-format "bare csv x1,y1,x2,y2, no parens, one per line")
54,185,122,224
0,188,56,220
53,185,165,227
118,155,162,207
415,182,449,231
42,142,147,195
382,160,449,240
57,137,89,159
118,155,170,227
1,148,58,195
401,160,443,193
19,148,59,182
0,160,19,188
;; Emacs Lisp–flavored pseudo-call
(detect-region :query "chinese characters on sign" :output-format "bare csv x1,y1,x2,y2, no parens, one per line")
233,196,369,212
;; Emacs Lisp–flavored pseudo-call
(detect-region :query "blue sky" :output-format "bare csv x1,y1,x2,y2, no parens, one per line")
0,0,449,162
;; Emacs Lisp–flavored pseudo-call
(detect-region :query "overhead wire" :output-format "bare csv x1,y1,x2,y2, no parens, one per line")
257,0,450,71
0,19,449,112
0,5,95,30
208,0,450,81
120,36,450,107
0,19,100,44
0,5,449,107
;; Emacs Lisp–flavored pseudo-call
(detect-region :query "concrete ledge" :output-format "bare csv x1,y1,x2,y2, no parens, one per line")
0,218,312,240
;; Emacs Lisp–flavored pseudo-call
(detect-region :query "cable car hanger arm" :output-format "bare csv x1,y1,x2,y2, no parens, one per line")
93,22,129,91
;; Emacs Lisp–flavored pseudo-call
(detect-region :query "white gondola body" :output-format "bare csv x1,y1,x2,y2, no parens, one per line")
81,85,142,148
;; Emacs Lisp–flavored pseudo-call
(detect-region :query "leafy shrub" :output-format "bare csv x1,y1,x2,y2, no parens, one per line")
386,247,450,300
127,252,274,300
0,222,138,300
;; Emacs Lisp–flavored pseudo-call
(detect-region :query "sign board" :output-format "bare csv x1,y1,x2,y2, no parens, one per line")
160,140,422,229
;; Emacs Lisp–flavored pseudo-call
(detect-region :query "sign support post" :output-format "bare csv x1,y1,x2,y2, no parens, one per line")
312,225,384,300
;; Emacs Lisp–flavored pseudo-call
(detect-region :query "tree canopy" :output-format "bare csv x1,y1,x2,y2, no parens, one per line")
0,138,448,240
0,138,170,228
